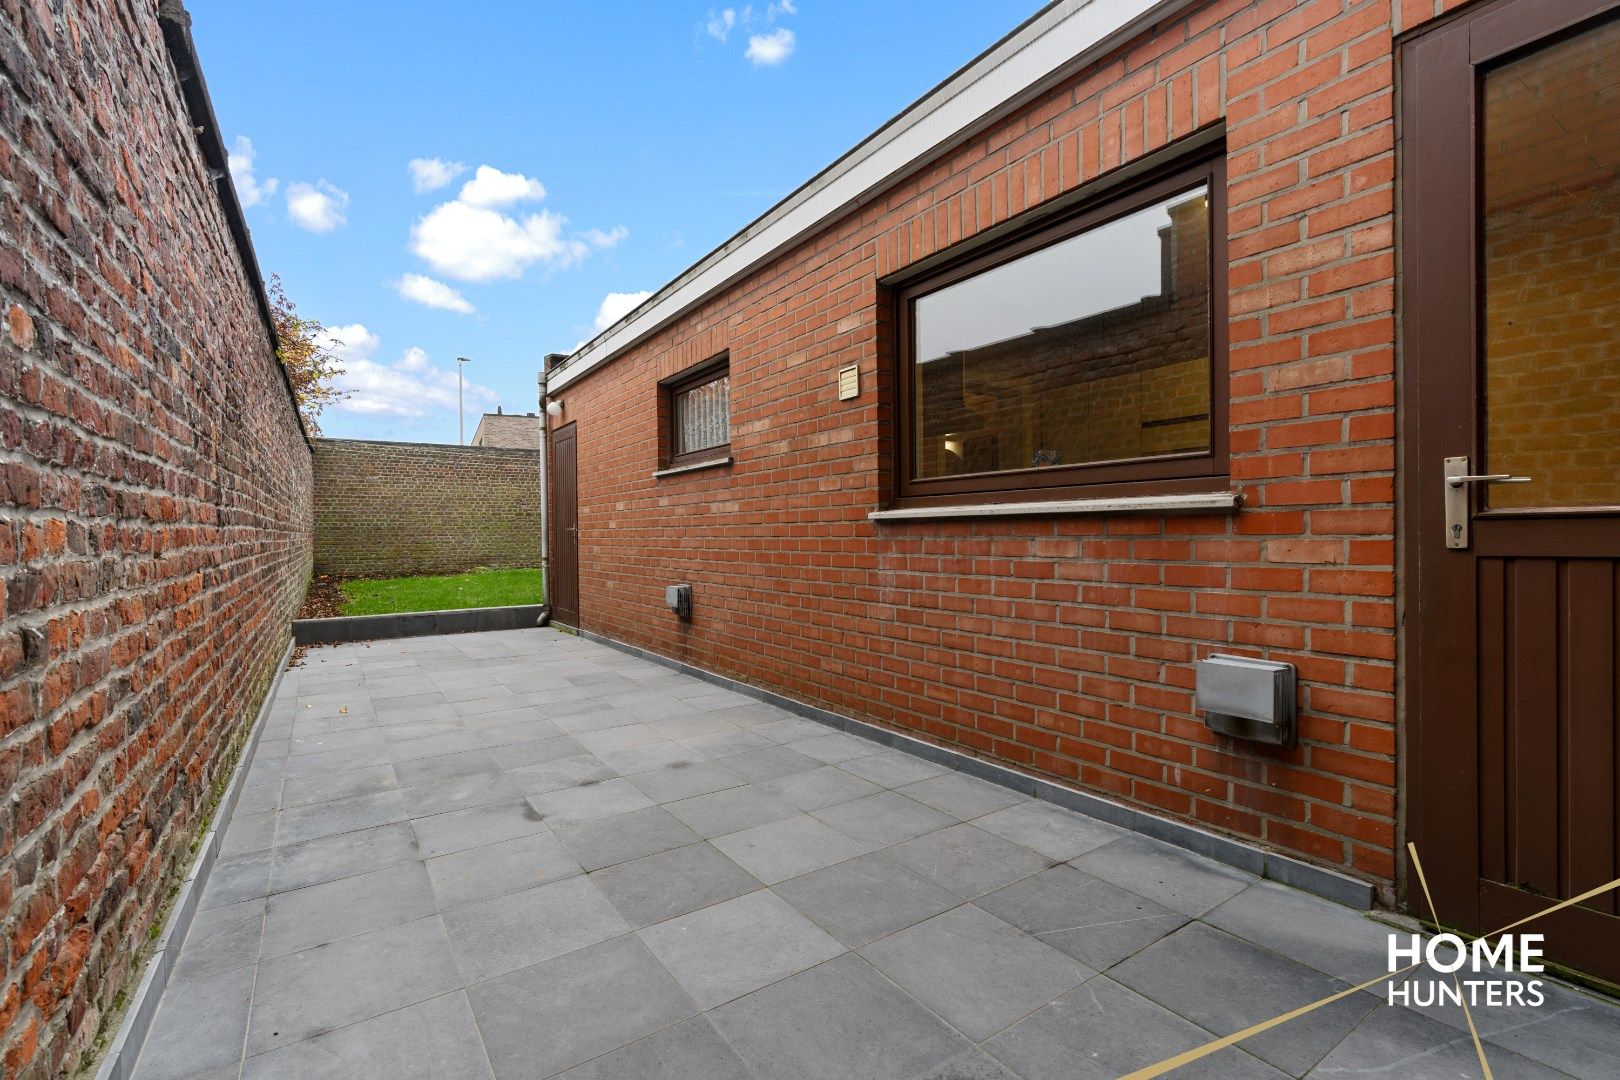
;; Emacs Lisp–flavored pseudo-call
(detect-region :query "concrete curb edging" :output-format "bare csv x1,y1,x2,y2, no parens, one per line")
293,604,546,645
92,638,294,1080
574,627,1375,910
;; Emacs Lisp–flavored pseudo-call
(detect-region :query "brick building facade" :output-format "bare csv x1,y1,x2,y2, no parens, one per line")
313,439,539,578
544,0,1620,974
0,2,313,1075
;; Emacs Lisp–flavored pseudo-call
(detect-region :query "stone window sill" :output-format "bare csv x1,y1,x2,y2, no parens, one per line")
868,490,1240,521
653,456,733,479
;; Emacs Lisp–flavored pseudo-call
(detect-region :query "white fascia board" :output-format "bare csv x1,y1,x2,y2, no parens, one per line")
549,0,1170,394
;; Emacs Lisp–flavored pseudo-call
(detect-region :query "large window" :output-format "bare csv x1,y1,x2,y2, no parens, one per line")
663,356,731,468
895,155,1227,503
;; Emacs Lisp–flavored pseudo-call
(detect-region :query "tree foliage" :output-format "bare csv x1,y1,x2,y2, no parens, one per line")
268,273,348,434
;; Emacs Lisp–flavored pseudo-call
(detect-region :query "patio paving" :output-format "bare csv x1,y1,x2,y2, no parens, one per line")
129,628,1620,1080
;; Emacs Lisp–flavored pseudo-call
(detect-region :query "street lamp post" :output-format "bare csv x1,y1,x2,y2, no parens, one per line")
457,356,471,444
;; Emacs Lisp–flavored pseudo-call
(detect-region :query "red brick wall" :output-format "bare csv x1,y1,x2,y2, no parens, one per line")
313,439,540,577
554,0,1479,890
0,2,313,1076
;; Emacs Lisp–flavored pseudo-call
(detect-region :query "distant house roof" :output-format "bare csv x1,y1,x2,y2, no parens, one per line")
471,409,540,449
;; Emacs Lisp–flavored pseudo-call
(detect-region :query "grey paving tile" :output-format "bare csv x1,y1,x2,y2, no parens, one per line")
469,933,695,1080
527,778,654,825
596,741,697,775
716,745,824,783
837,748,950,788
774,851,958,948
270,820,421,894
711,813,876,884
220,810,277,856
887,823,1056,899
680,728,776,760
236,779,283,816
171,897,264,982
709,953,970,1080
275,789,408,846
200,850,273,909
639,889,844,1009
281,742,392,778
389,729,489,761
897,773,1028,819
248,916,462,1056
495,764,604,806
973,800,1125,861
426,830,583,910
552,707,645,733
279,764,399,809
915,1051,1019,1080
590,842,761,927
289,729,386,758
262,860,438,958
413,799,548,858
555,1016,750,1080
402,771,520,819
665,785,797,839
859,904,1090,1040
756,765,880,812
811,790,956,848
1310,1003,1567,1080
623,760,745,803
239,990,493,1080
452,695,528,719
555,806,701,871
1110,922,1378,1076
976,864,1188,970
132,963,255,1080
789,731,881,764
487,733,588,769
985,975,1285,1080
1205,879,1393,984
393,748,503,788
1071,834,1255,916
443,874,630,983
749,715,833,744
644,712,740,740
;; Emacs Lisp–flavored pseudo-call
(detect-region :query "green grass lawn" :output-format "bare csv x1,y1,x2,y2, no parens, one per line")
339,568,543,616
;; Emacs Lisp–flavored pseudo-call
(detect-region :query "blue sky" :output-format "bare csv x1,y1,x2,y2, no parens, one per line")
191,1,1039,443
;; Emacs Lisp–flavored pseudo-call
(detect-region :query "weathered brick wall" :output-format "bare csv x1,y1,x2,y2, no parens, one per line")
312,439,540,577
0,2,313,1076
553,0,1485,891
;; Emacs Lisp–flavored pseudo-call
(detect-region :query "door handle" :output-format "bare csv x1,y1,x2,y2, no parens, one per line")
1444,456,1533,550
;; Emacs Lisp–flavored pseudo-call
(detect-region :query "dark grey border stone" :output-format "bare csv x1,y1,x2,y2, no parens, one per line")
573,627,1375,910
92,638,293,1080
293,604,547,645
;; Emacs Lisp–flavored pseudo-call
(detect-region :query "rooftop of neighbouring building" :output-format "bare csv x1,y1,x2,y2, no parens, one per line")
471,408,540,449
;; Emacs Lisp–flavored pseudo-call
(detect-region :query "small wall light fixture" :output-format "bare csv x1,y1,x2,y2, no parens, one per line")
545,400,564,417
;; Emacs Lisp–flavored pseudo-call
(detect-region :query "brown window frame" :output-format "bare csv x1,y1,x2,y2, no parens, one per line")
890,150,1229,508
661,353,731,469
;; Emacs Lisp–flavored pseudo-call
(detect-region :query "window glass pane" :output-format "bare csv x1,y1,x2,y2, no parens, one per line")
1483,17,1620,509
912,186,1211,480
675,373,729,456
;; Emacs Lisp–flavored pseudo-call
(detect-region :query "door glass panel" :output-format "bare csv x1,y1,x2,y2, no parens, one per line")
1483,18,1620,509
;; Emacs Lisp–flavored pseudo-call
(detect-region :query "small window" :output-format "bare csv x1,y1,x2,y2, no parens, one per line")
895,153,1227,504
664,357,730,466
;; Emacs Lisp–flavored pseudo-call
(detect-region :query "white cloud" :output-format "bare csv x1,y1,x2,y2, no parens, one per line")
408,164,624,282
228,135,277,208
286,180,349,232
457,165,547,208
408,157,467,192
394,273,476,315
325,329,499,421
593,290,653,333
746,27,795,65
769,0,796,17
705,7,738,40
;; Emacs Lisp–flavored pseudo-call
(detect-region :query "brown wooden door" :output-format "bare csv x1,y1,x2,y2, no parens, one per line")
1405,0,1620,981
551,422,580,627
